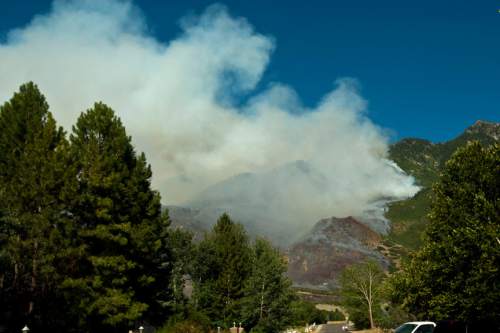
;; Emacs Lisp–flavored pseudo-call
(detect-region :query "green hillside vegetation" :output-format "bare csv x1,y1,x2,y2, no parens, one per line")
385,188,433,250
386,121,499,250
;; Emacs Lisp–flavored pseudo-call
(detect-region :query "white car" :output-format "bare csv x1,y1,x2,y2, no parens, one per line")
395,321,436,333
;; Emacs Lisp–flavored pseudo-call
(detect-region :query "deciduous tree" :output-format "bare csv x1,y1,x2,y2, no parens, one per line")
339,260,385,329
392,142,500,324
241,238,295,332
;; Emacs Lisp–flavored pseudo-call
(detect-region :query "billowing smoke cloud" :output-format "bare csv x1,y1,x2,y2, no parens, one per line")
0,0,419,241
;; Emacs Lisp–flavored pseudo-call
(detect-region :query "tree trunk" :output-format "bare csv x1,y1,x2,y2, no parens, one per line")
368,267,374,329
28,240,38,314
13,262,19,287
259,282,265,319
368,301,374,329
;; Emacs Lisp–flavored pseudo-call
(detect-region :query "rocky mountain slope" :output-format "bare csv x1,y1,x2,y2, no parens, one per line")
287,216,388,289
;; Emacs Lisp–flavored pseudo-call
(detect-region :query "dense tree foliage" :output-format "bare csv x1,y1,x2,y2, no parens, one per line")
0,83,321,332
167,226,194,314
288,300,330,327
191,215,299,332
241,238,296,332
192,213,252,327
391,142,499,325
63,103,173,331
0,83,77,331
0,84,174,332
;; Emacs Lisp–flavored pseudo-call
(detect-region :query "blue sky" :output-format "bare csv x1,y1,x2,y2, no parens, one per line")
2,0,499,142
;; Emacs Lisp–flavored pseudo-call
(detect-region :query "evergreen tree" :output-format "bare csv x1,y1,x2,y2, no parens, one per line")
168,227,194,313
192,213,252,328
392,142,499,325
241,238,296,333
0,82,77,331
65,102,172,332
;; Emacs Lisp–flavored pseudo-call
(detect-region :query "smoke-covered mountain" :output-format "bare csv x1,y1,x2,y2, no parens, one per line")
169,159,410,246
287,120,499,288
168,120,499,288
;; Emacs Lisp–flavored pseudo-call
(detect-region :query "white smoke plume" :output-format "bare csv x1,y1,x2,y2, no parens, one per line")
0,0,419,241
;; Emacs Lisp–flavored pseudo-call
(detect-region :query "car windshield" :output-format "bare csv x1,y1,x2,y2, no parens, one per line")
395,324,418,333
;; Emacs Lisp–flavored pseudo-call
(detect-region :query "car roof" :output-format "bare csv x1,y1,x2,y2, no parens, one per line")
405,322,436,326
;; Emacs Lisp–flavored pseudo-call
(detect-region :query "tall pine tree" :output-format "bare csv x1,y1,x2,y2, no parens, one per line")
65,102,172,332
0,82,77,331
192,213,252,328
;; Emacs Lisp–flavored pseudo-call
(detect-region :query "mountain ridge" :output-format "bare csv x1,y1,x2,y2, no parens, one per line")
386,119,499,249
166,120,499,287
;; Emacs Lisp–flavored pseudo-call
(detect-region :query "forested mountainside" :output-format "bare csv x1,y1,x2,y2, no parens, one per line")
386,120,499,249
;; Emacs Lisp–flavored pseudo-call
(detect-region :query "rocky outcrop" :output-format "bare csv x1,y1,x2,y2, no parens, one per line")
287,216,388,289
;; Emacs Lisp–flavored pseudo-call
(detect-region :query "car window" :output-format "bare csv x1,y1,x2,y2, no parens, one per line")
395,324,418,333
415,324,435,333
